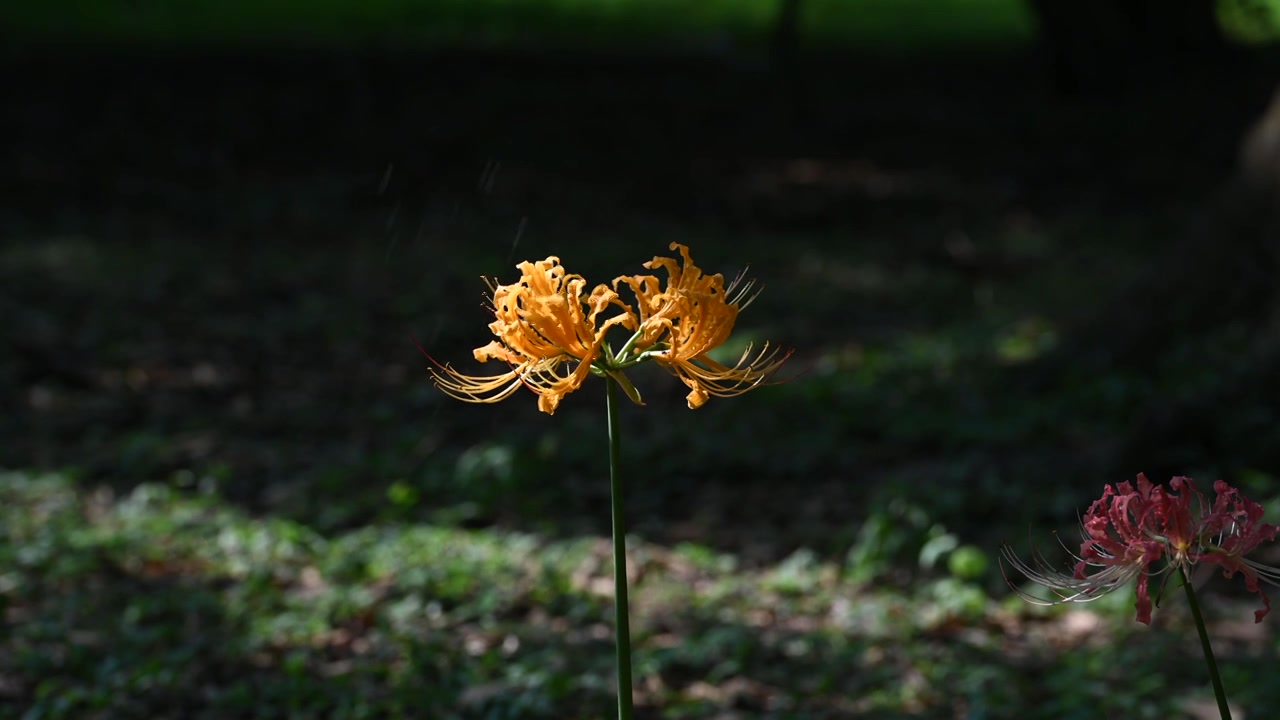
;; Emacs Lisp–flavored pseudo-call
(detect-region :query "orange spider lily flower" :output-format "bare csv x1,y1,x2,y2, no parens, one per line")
429,257,634,415
429,245,790,413
614,243,791,409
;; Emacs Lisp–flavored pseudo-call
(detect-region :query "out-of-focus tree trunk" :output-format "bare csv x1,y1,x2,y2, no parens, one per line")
1241,86,1280,205
771,0,803,67
1031,86,1280,376
771,0,806,127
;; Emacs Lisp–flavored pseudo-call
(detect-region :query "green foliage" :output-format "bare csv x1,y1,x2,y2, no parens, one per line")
947,545,990,580
845,496,952,583
4,469,1267,718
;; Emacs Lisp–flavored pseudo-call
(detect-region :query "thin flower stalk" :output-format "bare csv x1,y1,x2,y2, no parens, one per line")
1180,565,1233,720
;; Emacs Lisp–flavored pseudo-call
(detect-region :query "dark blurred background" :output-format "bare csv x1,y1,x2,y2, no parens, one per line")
5,1,1280,717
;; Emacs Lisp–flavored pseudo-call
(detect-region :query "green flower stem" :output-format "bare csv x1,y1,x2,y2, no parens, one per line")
1180,566,1231,720
605,376,635,720
614,327,648,363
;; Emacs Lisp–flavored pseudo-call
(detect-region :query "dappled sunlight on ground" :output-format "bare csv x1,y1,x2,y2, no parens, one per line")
8,470,1274,718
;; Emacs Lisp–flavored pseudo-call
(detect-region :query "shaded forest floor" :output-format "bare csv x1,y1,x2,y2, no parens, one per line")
4,46,1280,718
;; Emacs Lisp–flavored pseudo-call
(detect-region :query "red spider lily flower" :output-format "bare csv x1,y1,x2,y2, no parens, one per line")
1198,480,1280,622
1003,474,1280,624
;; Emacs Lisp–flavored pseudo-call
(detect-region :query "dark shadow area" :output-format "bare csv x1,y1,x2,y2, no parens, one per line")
6,23,1280,715
6,42,1280,550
